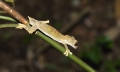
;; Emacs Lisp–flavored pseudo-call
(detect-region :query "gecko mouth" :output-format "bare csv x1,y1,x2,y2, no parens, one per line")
66,41,78,49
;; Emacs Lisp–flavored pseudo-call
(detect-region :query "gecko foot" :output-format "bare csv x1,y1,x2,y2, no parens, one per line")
63,49,72,56
39,20,49,24
16,23,26,29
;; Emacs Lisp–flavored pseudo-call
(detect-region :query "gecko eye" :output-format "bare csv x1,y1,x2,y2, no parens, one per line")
74,41,78,47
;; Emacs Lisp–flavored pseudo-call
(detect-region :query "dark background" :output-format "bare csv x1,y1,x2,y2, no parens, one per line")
0,0,120,72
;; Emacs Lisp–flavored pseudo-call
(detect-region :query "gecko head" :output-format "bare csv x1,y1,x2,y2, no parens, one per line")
28,16,49,25
28,16,37,26
64,35,78,49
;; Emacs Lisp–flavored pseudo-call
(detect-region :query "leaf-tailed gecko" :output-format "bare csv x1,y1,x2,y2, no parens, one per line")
16,16,78,56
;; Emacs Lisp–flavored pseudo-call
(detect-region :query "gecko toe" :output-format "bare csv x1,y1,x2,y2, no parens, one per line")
64,49,72,56
64,51,68,56
16,23,26,29
69,52,72,55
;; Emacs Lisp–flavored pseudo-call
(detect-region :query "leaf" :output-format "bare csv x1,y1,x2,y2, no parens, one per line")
88,46,102,64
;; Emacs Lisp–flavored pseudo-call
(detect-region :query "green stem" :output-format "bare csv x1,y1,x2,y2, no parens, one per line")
0,23,17,28
36,32,96,72
0,24,96,72
0,15,16,22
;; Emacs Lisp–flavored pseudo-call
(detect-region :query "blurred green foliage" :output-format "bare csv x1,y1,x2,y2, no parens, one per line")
21,35,37,44
3,32,12,40
54,22,62,29
104,60,117,72
80,45,102,65
46,63,69,72
96,35,114,49
5,0,15,7
80,35,119,72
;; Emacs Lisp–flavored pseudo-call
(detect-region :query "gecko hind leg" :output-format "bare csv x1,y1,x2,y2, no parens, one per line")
63,44,72,56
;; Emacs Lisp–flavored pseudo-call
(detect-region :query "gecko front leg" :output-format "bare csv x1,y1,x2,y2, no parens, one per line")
63,43,72,56
16,23,37,34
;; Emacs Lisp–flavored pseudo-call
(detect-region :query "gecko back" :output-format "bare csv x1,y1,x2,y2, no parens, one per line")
28,16,64,42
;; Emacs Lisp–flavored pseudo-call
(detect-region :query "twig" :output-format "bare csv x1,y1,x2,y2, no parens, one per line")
0,1,28,24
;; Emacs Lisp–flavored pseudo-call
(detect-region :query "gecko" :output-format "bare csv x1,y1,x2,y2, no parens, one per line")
16,16,78,56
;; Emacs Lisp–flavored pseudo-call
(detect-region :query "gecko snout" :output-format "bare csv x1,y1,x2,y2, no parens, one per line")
74,41,78,49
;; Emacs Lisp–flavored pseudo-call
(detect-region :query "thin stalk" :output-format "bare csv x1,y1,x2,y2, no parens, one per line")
0,23,17,28
0,15,16,22
0,24,96,72
36,31,96,72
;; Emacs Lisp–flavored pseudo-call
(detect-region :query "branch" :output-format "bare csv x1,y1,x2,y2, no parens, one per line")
0,1,28,24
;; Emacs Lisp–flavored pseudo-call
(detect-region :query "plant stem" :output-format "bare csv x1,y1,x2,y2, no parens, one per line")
0,24,96,72
36,31,97,72
0,23,17,28
0,15,16,22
